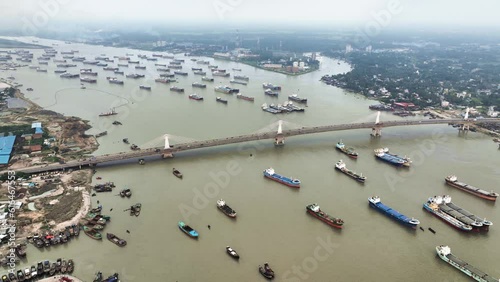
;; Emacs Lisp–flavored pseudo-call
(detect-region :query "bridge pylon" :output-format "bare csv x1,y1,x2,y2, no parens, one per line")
370,111,382,137
274,120,285,146
162,135,174,158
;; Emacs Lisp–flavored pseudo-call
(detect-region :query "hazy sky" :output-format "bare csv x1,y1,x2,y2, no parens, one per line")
2,0,500,28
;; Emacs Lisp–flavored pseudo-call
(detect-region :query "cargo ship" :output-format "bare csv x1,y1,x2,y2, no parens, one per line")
445,175,498,201
99,109,117,117
202,77,214,82
192,67,202,71
174,71,188,76
155,78,171,84
188,94,203,101
288,94,307,103
193,70,206,75
139,85,151,90
215,85,239,94
368,196,420,228
135,66,146,70
216,97,227,104
103,67,118,71
230,80,247,85
438,195,492,232
335,160,366,183
234,75,249,81
217,199,236,218
374,148,411,167
157,68,170,72
263,168,300,188
423,196,473,232
336,140,358,159
436,245,499,282
236,94,254,102
213,71,230,77
306,203,344,229
192,82,207,88
262,83,281,90
170,86,184,93
264,89,279,96
80,77,97,83
107,77,124,84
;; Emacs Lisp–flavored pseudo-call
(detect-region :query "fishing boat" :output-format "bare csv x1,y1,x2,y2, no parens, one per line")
436,245,499,282
335,140,358,159
61,260,67,274
120,188,132,198
335,160,366,183
368,196,420,228
259,263,275,279
445,175,498,201
49,263,56,276
173,168,183,179
374,148,411,167
263,168,301,188
130,203,141,217
16,270,25,281
67,259,74,273
107,233,127,247
217,199,237,218
178,221,199,238
8,273,16,282
83,226,102,240
306,203,344,229
226,246,240,259
216,97,228,104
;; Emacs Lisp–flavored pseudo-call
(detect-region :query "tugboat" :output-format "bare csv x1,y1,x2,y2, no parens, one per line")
178,221,199,238
306,203,344,229
263,168,300,188
258,263,275,279
216,97,228,104
445,175,498,201
336,140,358,159
436,245,499,282
335,160,366,183
226,246,240,259
217,199,237,218
172,168,183,179
368,196,420,229
107,233,127,247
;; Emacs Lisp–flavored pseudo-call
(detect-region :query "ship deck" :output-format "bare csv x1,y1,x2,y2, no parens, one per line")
447,254,499,282
439,205,477,225
445,203,484,223
375,202,412,222
454,181,492,195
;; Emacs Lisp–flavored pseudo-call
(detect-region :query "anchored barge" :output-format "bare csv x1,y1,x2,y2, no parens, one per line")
306,203,344,229
263,168,300,188
437,195,492,232
374,148,411,167
217,199,237,218
436,245,499,282
236,93,254,101
335,160,366,183
336,140,358,159
368,196,420,228
445,175,498,201
423,196,473,232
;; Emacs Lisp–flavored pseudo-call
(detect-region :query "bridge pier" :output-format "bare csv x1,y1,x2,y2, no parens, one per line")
371,126,382,137
162,149,174,158
274,135,285,146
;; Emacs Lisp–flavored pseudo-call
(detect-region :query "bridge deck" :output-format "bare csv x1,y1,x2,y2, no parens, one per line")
4,118,498,174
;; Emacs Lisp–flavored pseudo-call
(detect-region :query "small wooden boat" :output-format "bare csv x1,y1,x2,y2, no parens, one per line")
90,224,105,230
96,176,102,180
90,205,102,213
178,221,198,238
49,263,56,276
122,138,129,144
67,259,74,273
8,272,16,282
102,273,119,282
172,168,183,179
16,270,25,282
130,203,141,216
120,188,132,198
107,233,127,247
93,271,103,282
2,275,8,282
61,259,68,274
43,260,50,273
15,244,27,257
226,246,240,259
259,263,275,279
83,226,102,240
56,258,62,272
37,261,43,274
138,158,145,165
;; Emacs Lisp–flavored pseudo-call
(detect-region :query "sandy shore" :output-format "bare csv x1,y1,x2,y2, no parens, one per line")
54,190,90,230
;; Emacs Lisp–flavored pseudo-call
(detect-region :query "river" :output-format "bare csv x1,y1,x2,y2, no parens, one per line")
1,36,499,282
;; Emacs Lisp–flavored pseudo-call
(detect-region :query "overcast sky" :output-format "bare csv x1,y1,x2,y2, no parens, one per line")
2,0,499,28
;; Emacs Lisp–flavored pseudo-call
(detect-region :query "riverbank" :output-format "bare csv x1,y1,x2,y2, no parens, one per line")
0,86,98,257
213,57,319,76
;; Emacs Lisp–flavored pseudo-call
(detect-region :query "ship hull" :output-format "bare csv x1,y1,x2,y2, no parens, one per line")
423,203,472,232
263,173,300,188
335,167,365,183
335,146,358,159
306,209,343,229
375,155,406,167
445,180,498,201
369,202,418,229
